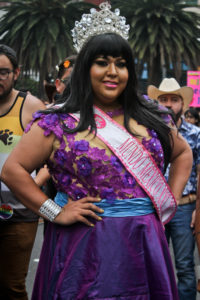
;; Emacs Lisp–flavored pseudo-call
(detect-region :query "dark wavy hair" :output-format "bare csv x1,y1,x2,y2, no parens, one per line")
0,44,18,69
45,33,174,170
184,107,200,126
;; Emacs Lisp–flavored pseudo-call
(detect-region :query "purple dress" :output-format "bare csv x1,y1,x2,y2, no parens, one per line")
28,111,179,300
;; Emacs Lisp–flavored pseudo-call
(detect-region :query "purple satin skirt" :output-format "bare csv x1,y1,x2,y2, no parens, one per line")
31,213,179,300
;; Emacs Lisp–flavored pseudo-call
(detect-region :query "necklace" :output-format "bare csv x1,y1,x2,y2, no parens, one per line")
105,107,123,118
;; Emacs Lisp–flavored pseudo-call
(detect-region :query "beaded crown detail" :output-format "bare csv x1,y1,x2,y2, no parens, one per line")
71,2,130,52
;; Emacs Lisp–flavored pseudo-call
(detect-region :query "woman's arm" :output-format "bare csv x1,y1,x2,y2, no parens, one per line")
1,122,103,226
1,123,55,211
168,129,193,204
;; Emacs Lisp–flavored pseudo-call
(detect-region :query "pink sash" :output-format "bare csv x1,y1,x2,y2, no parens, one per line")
70,106,177,224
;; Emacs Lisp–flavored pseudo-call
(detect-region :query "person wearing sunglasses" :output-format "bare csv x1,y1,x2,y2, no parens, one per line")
37,55,77,227
54,55,76,96
43,55,76,104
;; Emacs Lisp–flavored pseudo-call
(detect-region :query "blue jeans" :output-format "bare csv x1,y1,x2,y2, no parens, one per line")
165,202,196,300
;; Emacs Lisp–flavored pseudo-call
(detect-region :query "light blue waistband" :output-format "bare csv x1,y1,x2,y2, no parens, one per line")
54,192,155,217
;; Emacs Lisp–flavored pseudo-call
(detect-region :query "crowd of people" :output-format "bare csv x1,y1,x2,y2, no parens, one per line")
0,2,200,300
148,78,200,299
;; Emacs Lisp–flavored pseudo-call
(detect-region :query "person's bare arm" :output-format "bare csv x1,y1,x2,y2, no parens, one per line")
1,123,54,209
21,94,49,187
1,122,103,226
21,94,46,128
168,129,193,204
34,165,51,187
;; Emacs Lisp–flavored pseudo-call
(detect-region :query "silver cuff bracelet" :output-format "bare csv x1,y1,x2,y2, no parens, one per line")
39,199,62,222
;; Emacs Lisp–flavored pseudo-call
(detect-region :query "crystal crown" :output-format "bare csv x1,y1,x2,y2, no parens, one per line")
71,2,130,52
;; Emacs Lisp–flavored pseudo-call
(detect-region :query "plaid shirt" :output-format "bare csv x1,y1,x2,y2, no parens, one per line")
165,118,200,196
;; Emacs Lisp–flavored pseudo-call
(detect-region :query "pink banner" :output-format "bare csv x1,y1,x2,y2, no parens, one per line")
187,71,200,107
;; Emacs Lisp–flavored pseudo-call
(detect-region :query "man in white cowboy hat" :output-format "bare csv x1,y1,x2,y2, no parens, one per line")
148,77,200,300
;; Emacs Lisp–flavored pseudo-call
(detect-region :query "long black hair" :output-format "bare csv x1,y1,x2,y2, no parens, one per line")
45,33,174,170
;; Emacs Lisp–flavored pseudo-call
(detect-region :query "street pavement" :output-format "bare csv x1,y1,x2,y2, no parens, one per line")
26,221,200,299
26,222,44,299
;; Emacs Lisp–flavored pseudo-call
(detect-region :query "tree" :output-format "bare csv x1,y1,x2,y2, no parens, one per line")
111,0,200,86
0,0,93,98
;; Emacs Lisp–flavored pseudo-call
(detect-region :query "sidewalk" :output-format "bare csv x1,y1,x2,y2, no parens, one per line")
27,221,44,299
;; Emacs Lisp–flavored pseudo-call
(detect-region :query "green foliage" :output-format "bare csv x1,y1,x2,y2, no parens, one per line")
1,0,200,89
111,0,200,85
0,0,94,97
15,75,39,97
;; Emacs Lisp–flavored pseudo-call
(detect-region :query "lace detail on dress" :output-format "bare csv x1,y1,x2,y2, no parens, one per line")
26,111,166,201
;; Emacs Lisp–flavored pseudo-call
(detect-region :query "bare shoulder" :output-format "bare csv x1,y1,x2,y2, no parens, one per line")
24,93,46,111
22,93,46,128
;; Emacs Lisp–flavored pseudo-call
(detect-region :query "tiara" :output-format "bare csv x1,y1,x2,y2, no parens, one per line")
71,2,130,52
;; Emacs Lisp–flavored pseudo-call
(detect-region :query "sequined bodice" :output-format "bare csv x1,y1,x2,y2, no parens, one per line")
26,111,168,201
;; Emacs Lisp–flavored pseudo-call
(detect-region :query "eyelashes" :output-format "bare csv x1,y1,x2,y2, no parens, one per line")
94,60,127,68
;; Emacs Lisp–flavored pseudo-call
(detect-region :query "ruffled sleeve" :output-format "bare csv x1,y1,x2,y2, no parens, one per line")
25,111,76,142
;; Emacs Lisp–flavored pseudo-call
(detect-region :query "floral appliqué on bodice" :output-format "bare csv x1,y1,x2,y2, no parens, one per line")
26,111,169,201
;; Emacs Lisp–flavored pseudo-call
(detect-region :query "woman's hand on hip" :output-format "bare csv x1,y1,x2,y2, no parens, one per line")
54,196,103,226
